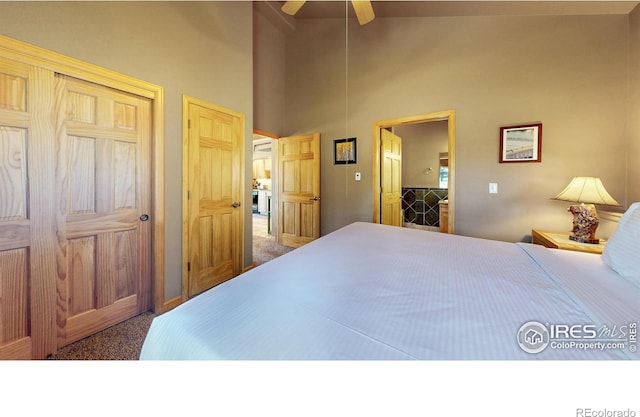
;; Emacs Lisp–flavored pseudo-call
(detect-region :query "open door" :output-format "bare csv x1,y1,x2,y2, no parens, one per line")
380,128,403,226
277,133,321,248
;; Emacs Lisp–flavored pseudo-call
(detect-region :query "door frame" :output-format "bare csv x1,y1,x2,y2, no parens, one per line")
372,109,456,234
182,95,246,300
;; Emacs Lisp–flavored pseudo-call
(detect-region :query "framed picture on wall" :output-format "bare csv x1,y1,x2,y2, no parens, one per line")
499,123,542,163
334,137,357,164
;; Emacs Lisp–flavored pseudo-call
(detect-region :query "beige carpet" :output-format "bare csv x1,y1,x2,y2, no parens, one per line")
253,235,294,266
252,213,294,266
49,311,156,360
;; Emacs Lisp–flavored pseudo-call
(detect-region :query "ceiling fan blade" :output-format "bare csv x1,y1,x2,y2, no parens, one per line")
352,0,375,25
281,0,306,16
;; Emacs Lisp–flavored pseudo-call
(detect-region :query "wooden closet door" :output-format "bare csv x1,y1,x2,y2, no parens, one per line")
54,75,152,348
1,58,60,359
0,61,40,359
1,35,162,359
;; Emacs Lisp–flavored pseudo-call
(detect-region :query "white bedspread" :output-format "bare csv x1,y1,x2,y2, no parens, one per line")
140,222,639,360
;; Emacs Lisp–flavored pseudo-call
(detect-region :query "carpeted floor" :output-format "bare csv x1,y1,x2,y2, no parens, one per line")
252,213,293,266
48,311,156,360
253,235,294,266
49,216,294,360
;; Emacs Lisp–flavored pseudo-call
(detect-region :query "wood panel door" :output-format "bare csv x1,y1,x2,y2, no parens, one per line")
185,98,244,298
0,59,56,359
381,128,402,227
278,133,320,248
54,75,152,348
0,34,163,359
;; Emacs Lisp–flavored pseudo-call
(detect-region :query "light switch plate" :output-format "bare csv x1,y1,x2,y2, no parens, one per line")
355,172,361,181
489,183,498,194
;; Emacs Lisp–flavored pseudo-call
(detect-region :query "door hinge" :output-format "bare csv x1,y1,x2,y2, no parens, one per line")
187,262,191,272
188,119,191,129
187,190,191,200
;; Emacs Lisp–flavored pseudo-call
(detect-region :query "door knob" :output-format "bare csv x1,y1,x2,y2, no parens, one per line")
310,196,320,201
231,202,241,208
139,214,149,221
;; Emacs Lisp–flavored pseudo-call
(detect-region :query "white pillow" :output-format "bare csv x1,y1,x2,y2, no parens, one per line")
602,202,640,287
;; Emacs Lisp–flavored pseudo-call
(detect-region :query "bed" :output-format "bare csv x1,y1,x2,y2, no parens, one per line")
140,203,640,360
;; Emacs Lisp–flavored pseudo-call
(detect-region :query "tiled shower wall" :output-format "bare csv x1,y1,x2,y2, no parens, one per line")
402,188,448,227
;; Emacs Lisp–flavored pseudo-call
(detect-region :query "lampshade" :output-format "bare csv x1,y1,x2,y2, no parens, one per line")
552,177,621,206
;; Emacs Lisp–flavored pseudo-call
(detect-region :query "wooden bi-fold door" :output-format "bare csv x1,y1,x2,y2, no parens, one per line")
0,58,48,359
0,47,155,359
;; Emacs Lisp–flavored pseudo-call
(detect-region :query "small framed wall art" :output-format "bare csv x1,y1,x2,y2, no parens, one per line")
499,123,542,163
334,137,357,164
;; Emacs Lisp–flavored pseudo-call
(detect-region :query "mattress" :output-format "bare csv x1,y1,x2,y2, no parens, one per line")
140,222,639,360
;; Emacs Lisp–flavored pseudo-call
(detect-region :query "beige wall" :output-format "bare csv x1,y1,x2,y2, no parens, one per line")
253,7,287,134
0,1,254,301
281,14,630,241
2,2,637,303
397,121,449,189
629,5,640,205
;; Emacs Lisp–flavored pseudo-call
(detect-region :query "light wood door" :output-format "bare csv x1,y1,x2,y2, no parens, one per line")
55,75,152,348
0,59,55,359
186,98,244,298
278,133,320,248
0,35,163,359
381,128,402,227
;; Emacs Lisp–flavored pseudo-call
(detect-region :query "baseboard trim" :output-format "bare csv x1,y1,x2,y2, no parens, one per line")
162,296,183,313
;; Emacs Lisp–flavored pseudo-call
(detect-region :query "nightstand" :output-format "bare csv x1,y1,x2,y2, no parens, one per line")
531,229,606,254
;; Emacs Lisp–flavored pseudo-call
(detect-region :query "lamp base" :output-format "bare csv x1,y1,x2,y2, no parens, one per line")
567,204,600,244
569,235,600,244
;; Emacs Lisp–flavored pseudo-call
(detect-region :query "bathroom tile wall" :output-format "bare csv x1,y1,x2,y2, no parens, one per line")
402,188,448,227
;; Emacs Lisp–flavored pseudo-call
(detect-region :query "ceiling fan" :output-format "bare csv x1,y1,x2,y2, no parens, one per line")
281,1,375,25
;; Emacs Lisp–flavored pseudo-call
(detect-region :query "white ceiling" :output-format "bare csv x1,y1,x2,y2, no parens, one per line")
273,1,639,19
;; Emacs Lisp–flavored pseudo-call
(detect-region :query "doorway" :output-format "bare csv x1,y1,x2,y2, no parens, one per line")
372,110,456,234
252,131,277,246
251,130,321,265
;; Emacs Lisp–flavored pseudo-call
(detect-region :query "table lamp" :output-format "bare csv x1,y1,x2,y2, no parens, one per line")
552,176,621,244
